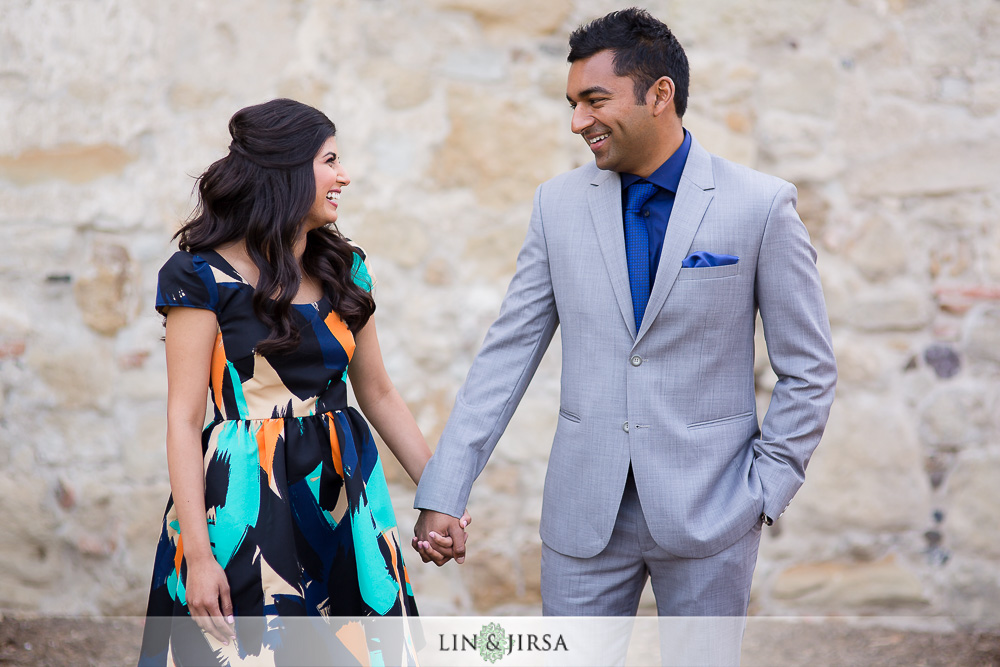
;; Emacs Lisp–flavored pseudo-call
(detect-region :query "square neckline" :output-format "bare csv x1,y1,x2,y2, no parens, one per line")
199,248,329,308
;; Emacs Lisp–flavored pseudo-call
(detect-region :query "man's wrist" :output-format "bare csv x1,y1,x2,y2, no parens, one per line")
760,512,774,526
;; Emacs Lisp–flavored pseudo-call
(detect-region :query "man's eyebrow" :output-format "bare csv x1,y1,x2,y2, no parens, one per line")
567,86,615,103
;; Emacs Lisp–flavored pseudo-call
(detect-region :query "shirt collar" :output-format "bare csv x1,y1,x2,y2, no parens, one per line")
620,129,692,192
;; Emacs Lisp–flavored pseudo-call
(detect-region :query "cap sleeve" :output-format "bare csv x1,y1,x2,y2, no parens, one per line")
349,245,375,293
155,251,220,316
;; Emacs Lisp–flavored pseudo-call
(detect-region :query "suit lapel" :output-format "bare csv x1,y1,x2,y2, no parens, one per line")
635,136,716,344
587,168,637,339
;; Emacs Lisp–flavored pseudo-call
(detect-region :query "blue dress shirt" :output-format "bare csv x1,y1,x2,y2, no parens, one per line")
620,129,692,286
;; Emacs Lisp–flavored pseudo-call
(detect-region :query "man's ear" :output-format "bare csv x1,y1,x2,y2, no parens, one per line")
650,76,676,117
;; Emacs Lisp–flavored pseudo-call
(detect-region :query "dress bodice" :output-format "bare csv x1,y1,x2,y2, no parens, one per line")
155,248,373,421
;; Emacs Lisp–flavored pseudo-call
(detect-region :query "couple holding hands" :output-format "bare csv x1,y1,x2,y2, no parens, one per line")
138,8,836,666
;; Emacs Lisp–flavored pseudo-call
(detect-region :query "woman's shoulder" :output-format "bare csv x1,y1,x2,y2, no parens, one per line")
160,249,248,283
345,240,374,292
156,249,247,315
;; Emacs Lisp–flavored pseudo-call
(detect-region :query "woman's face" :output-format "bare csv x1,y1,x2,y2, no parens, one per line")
304,136,350,231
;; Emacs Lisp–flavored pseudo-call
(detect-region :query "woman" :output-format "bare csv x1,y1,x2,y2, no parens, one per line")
138,99,464,666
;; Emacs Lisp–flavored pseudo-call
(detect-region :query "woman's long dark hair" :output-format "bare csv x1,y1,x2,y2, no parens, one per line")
175,98,375,354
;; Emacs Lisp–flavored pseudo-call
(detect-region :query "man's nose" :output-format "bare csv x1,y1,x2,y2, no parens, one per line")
570,106,592,135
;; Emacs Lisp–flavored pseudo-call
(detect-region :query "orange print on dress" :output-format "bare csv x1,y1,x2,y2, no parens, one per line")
210,333,226,412
174,534,184,580
327,419,344,478
256,418,284,496
323,311,356,361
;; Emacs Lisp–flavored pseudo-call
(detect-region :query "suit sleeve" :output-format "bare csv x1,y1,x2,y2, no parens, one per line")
753,182,837,520
414,184,559,517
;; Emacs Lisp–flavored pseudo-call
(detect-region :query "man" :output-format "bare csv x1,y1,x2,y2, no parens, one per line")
413,7,836,618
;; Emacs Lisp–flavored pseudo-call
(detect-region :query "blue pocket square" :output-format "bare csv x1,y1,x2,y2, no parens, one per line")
681,252,739,268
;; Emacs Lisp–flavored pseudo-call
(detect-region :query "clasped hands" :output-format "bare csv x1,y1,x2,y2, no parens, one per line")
412,508,471,566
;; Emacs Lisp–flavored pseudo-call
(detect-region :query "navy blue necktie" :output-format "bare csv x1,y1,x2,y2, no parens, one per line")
624,181,658,331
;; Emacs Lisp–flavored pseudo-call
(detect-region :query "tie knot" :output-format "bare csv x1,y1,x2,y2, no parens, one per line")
626,181,657,212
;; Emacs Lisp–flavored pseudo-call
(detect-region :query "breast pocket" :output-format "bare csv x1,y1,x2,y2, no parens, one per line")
676,262,740,281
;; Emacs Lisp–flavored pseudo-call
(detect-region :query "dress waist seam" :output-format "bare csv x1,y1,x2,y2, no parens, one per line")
207,408,351,424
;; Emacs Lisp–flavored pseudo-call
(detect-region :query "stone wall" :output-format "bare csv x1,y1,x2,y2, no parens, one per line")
0,0,997,628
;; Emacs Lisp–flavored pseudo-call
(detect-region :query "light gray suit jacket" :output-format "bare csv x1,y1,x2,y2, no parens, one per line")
415,136,837,559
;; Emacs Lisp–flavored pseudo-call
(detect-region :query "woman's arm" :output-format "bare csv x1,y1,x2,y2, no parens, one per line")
347,317,471,565
347,317,431,484
163,307,235,644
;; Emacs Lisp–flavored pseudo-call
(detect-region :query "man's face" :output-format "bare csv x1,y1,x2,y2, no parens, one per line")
566,49,658,177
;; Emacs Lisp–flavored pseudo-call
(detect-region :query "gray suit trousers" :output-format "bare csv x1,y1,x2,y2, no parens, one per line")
541,470,762,617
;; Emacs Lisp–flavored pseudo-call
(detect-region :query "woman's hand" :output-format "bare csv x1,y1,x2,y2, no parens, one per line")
184,557,236,645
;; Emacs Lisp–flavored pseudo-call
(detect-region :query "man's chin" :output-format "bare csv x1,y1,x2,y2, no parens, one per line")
593,154,616,172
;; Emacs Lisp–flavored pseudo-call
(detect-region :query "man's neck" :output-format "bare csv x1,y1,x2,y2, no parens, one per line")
632,126,685,179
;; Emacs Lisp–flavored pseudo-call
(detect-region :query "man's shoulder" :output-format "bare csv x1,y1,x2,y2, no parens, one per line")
704,150,792,196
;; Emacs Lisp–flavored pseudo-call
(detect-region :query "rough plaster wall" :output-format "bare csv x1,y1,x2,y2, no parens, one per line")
0,0,998,627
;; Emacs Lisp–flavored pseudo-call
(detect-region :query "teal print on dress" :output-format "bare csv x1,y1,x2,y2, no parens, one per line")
209,421,261,568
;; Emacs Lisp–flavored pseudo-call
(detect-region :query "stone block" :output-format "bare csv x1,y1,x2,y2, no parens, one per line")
74,242,139,336
0,143,135,185
354,209,431,270
407,556,470,615
363,61,433,110
26,341,115,413
433,85,564,208
463,224,528,280
783,396,931,533
832,332,894,388
963,305,1000,365
846,281,935,332
824,4,889,54
121,410,168,481
918,385,987,448
439,48,509,83
772,556,928,609
461,547,541,612
0,476,62,588
758,56,840,118
0,299,31,338
116,481,171,570
427,0,571,36
946,455,1000,560
943,559,1000,629
848,141,1000,198
923,343,961,379
845,216,909,282
40,410,122,466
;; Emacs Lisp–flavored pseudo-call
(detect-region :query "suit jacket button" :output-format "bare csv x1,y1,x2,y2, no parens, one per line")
622,421,630,433
630,355,642,367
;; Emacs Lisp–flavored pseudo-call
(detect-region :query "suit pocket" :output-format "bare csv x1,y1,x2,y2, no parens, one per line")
558,407,582,423
687,411,754,430
676,262,740,281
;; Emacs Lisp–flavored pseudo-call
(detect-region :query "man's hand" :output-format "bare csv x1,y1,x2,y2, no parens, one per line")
412,508,470,566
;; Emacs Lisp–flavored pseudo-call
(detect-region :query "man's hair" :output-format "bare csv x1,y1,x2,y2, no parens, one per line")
568,7,689,117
